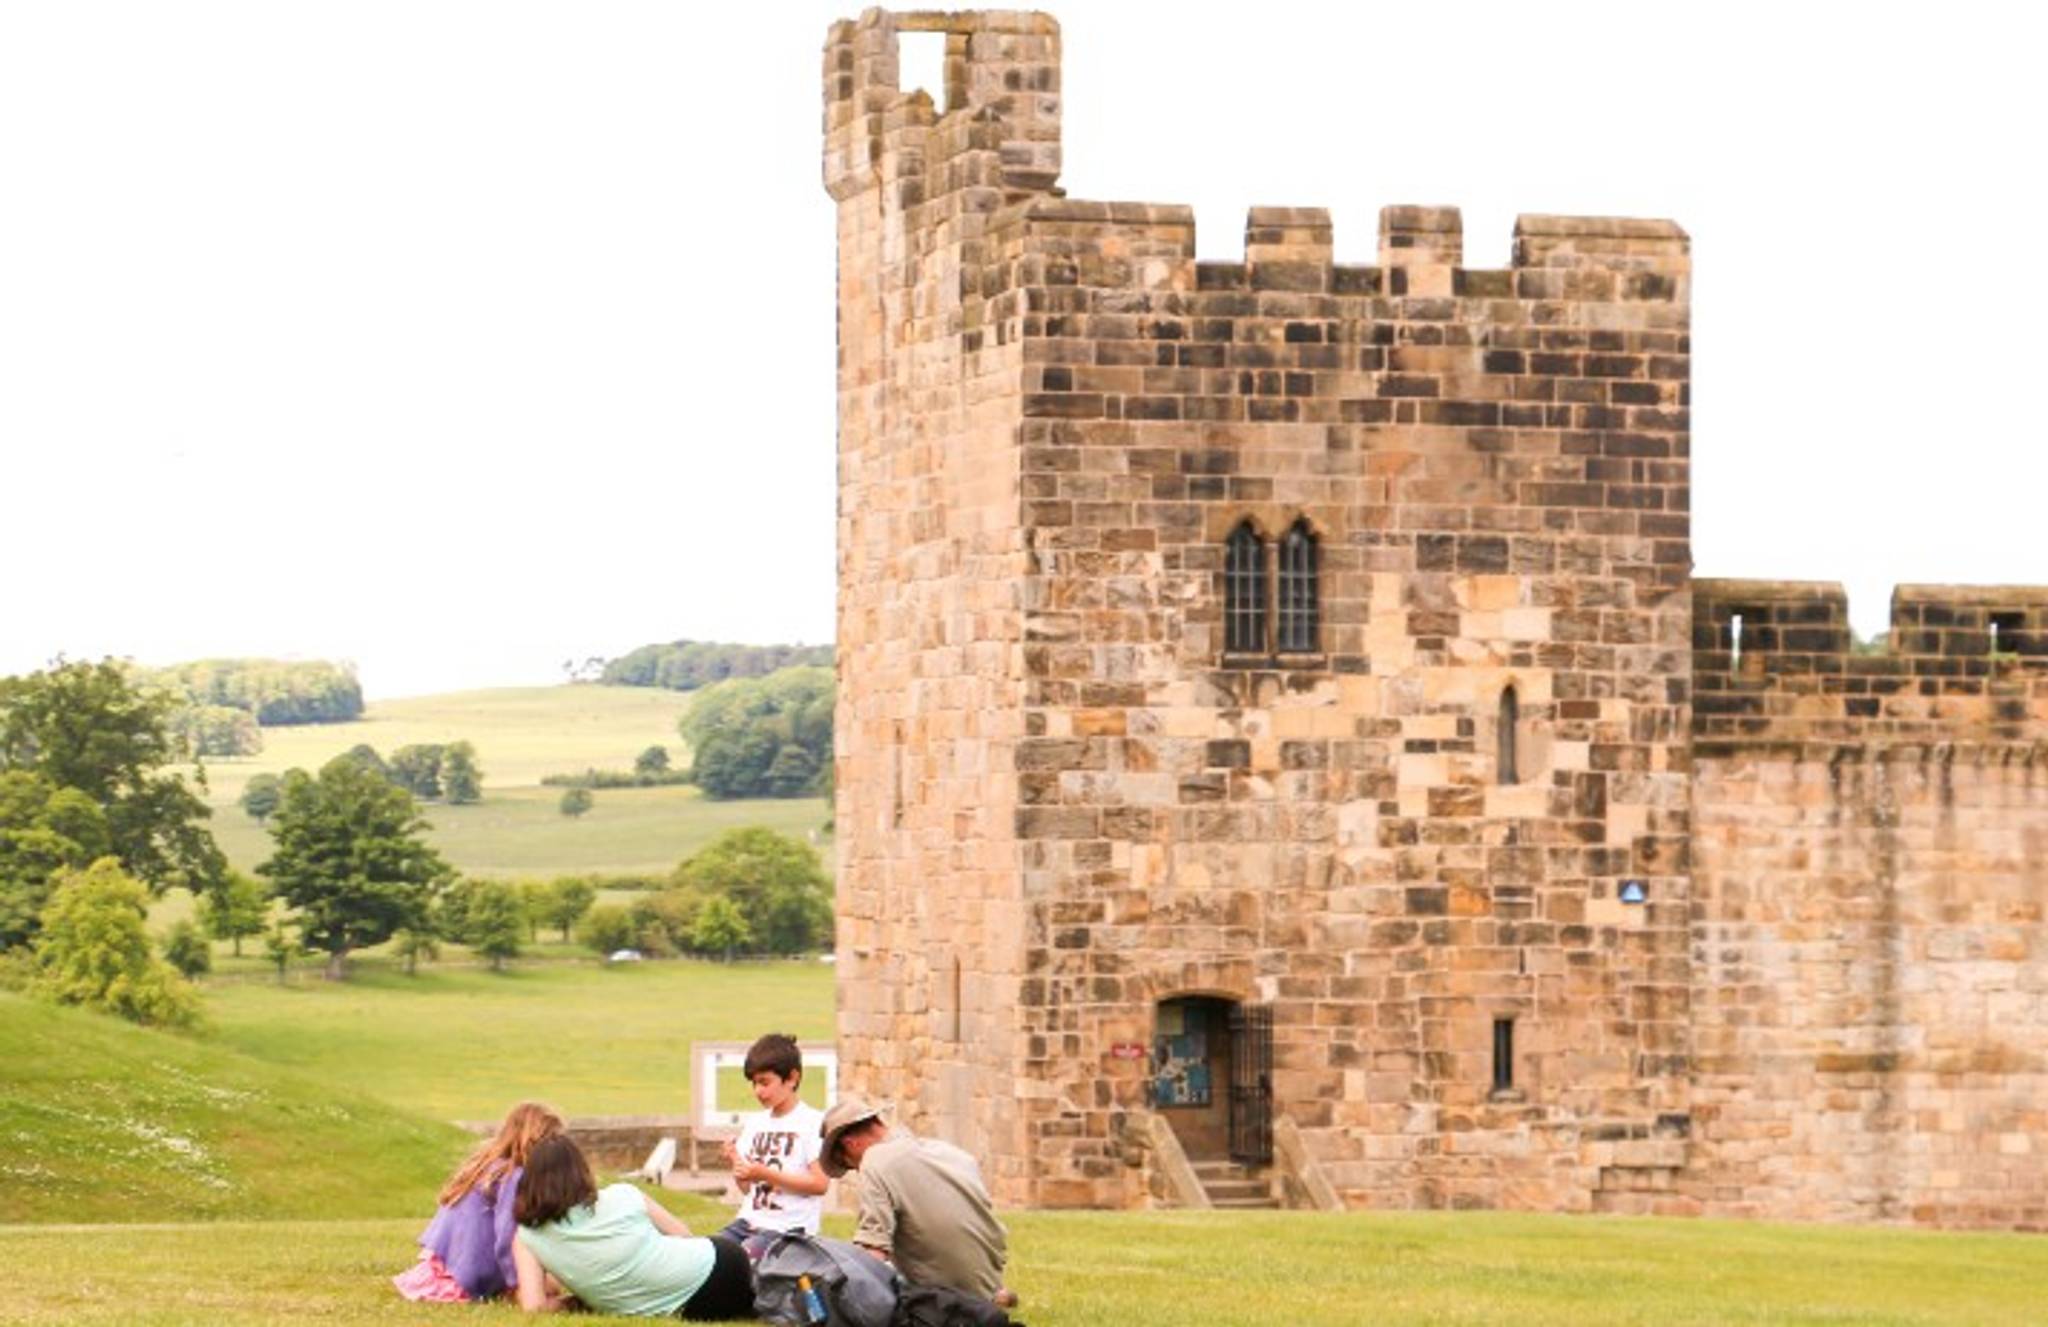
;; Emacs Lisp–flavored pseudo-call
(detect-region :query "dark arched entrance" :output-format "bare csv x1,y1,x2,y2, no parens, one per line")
1152,995,1272,1165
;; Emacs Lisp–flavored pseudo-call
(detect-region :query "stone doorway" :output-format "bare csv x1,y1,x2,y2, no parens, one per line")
1151,995,1237,1161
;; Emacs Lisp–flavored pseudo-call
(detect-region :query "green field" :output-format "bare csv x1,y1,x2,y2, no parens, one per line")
174,685,830,880
3,1204,2042,1326
202,957,836,1120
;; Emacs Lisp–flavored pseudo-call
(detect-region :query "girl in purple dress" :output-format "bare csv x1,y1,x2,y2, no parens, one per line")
395,1101,566,1302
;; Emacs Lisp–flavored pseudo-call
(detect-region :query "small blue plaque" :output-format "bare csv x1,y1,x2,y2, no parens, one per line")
1619,880,1648,905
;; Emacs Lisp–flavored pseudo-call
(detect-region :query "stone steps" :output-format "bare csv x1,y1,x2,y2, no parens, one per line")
1192,1160,1280,1210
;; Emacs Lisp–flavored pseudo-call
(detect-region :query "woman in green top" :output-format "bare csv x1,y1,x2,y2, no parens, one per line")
512,1135,755,1319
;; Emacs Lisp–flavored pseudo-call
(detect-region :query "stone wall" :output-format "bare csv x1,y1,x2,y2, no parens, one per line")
1686,581,2048,1228
824,9,2048,1227
824,9,1055,1194
1003,198,1697,1211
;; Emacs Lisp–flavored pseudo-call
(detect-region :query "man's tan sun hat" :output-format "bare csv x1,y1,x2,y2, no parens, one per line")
819,1097,884,1177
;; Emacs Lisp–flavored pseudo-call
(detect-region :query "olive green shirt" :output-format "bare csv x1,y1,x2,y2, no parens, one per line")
852,1133,1007,1298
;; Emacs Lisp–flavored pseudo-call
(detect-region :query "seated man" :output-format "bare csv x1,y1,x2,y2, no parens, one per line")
820,1098,1013,1306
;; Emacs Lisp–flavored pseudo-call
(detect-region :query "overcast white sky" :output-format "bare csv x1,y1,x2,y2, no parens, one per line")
3,2,2042,699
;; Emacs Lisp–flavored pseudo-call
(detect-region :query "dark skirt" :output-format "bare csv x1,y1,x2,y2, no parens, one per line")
680,1235,756,1321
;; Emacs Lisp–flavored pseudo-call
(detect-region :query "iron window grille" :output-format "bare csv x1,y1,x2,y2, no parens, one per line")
1224,522,1267,654
1277,520,1319,653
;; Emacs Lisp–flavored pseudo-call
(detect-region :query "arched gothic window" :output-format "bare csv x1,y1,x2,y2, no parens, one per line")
1498,685,1520,785
1225,522,1267,653
1277,520,1319,653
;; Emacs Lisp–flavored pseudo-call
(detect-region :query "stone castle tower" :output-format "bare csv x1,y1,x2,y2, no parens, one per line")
824,10,2047,1227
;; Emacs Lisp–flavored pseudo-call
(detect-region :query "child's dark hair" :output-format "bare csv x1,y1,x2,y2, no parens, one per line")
744,1032,802,1082
515,1135,598,1228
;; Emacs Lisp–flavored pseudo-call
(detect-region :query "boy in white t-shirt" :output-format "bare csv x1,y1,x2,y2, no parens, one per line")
717,1032,828,1259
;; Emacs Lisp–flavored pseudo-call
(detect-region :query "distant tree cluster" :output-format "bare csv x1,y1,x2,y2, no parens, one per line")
600,641,833,692
143,658,365,727
681,667,833,800
384,742,483,804
278,741,483,812
579,826,831,960
541,745,691,791
167,704,263,758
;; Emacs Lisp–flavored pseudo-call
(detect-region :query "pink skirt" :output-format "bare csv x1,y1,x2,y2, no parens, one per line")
392,1250,470,1303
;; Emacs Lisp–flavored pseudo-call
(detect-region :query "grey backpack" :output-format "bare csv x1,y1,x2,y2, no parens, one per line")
756,1232,902,1327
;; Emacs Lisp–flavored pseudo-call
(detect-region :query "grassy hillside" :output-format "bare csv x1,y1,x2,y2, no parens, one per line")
191,685,698,800
0,993,464,1225
4,1205,2046,1325
176,684,830,880
202,957,836,1120
200,783,829,882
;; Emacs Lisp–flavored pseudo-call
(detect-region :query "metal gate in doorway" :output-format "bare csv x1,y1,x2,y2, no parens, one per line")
1227,1003,1273,1165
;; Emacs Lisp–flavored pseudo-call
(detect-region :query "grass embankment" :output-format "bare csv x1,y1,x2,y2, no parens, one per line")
202,957,836,1120
179,685,831,881
3,1204,2044,1326
0,993,464,1225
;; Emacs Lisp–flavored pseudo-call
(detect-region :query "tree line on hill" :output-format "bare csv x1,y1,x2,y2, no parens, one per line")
599,640,832,691
140,659,365,758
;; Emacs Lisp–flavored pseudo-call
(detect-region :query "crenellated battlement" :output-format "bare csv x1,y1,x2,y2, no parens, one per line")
1692,578,2048,754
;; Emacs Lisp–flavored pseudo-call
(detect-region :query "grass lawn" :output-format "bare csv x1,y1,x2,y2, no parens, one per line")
2,1204,2043,1326
201,957,836,1121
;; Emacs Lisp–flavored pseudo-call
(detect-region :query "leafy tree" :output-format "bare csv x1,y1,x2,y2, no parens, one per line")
330,745,391,782
580,904,636,956
0,660,226,895
0,770,111,950
689,728,781,800
196,870,269,956
168,704,262,758
387,745,444,799
262,921,296,984
689,895,752,962
679,667,833,800
672,827,832,955
538,877,597,942
635,745,671,776
392,924,440,976
464,880,524,972
628,891,694,956
258,760,453,979
31,857,198,1027
763,745,820,797
239,773,284,823
516,879,550,942
558,788,594,819
441,741,482,805
435,878,479,944
162,918,212,978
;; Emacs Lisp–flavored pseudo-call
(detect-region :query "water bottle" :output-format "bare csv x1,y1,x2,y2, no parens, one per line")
797,1273,828,1325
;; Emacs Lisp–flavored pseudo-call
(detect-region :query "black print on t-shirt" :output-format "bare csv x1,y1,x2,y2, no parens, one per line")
746,1129,798,1211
